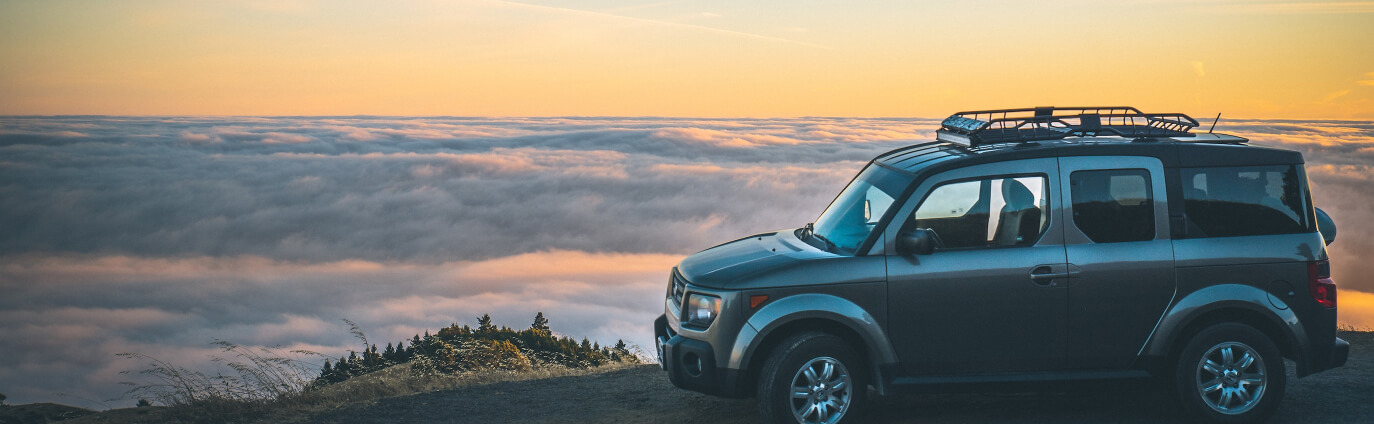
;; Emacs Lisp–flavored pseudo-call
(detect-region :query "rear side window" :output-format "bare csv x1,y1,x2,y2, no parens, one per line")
1181,165,1310,238
1070,169,1154,243
912,176,1049,249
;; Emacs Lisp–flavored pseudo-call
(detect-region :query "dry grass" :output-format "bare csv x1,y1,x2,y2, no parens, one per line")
246,360,641,423
1338,323,1372,332
114,341,326,423
293,360,639,412
65,360,640,424
115,340,641,423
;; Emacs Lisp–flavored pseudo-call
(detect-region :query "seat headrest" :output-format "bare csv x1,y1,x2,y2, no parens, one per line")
1002,179,1035,210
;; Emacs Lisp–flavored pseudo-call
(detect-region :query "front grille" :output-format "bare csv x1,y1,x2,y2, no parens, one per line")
669,269,687,306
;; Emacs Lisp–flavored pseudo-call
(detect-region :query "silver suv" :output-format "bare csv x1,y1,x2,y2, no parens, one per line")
654,107,1348,424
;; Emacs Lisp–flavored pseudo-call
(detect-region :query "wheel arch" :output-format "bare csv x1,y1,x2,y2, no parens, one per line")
728,293,897,396
1143,284,1309,376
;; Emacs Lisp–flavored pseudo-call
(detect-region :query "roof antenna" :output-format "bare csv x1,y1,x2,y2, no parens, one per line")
1208,113,1221,133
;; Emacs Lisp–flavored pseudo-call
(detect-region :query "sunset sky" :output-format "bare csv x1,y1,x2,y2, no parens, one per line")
2,0,1374,410
2,0,1373,118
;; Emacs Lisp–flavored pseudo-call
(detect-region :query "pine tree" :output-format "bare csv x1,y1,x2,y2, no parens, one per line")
384,342,396,362
336,355,352,378
531,312,550,333
364,344,379,369
477,314,495,333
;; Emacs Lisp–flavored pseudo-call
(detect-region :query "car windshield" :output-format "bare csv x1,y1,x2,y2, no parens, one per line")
811,164,913,255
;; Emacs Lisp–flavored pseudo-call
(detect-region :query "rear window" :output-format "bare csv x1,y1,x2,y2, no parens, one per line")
1180,165,1311,238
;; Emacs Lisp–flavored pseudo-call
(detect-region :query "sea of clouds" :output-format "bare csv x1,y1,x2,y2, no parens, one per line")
1,116,1371,407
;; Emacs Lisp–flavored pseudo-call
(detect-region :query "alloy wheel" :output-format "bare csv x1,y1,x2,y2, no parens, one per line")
1195,341,1267,415
789,356,853,424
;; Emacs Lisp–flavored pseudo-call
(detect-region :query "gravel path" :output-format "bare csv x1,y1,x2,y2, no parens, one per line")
310,332,1373,423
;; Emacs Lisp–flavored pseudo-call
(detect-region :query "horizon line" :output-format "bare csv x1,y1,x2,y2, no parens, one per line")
3,114,1373,123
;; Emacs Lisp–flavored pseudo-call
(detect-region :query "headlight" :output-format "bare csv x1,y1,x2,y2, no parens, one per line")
684,294,722,329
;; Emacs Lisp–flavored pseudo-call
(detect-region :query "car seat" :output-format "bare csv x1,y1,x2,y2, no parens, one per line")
994,179,1040,246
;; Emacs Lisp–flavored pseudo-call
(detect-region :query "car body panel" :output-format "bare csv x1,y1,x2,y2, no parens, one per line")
1140,282,1306,359
677,230,884,290
728,290,898,371
882,157,1070,374
1058,156,1178,370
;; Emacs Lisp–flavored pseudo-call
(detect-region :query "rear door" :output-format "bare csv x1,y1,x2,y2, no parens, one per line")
1058,156,1176,370
884,158,1069,375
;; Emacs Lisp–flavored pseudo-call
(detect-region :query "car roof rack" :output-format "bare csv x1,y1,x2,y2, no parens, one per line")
936,106,1202,147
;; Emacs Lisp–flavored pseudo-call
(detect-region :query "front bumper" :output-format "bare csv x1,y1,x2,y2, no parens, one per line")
655,314,747,398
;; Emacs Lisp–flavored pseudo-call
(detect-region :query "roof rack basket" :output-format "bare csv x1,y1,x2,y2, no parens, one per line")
937,106,1200,147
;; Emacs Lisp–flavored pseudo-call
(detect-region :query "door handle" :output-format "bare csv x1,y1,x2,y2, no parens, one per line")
1029,265,1078,286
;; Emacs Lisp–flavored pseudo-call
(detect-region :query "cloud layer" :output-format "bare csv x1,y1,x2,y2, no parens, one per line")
0,117,927,263
1,116,1371,407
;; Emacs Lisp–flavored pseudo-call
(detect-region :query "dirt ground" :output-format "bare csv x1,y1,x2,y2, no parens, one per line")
308,331,1373,424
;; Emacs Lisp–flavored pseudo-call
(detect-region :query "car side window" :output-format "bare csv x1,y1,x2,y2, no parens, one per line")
912,176,1048,249
1070,169,1153,243
1180,165,1309,238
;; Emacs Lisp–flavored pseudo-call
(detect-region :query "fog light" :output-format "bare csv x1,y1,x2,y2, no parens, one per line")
683,352,703,377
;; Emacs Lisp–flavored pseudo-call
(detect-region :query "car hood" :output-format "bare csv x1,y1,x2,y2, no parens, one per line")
677,230,886,289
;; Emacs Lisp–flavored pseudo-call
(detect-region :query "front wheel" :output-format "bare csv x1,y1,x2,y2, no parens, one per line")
756,332,866,424
1173,323,1286,423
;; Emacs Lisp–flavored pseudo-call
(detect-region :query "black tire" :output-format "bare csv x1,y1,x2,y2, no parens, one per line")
756,332,867,424
1173,323,1286,423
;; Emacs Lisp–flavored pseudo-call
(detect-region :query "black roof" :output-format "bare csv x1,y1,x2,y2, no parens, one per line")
874,136,1304,175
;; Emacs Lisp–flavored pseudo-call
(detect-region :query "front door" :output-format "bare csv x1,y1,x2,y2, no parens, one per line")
885,158,1068,375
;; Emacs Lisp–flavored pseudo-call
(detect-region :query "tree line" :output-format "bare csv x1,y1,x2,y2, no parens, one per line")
315,312,637,385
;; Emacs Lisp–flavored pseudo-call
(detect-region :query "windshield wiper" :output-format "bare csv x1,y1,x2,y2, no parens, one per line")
801,223,834,252
811,232,835,252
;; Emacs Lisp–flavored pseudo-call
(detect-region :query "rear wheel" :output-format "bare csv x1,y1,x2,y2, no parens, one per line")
1173,323,1285,423
756,332,866,424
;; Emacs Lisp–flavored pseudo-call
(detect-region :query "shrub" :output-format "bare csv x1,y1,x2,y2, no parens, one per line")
472,340,532,371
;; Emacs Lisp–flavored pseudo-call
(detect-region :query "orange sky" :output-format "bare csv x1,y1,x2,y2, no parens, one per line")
2,0,1373,118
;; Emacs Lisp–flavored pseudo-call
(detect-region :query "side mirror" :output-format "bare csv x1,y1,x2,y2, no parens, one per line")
1316,207,1337,245
897,229,937,255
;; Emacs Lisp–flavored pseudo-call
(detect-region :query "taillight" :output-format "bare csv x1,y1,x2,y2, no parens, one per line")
1308,260,1336,308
